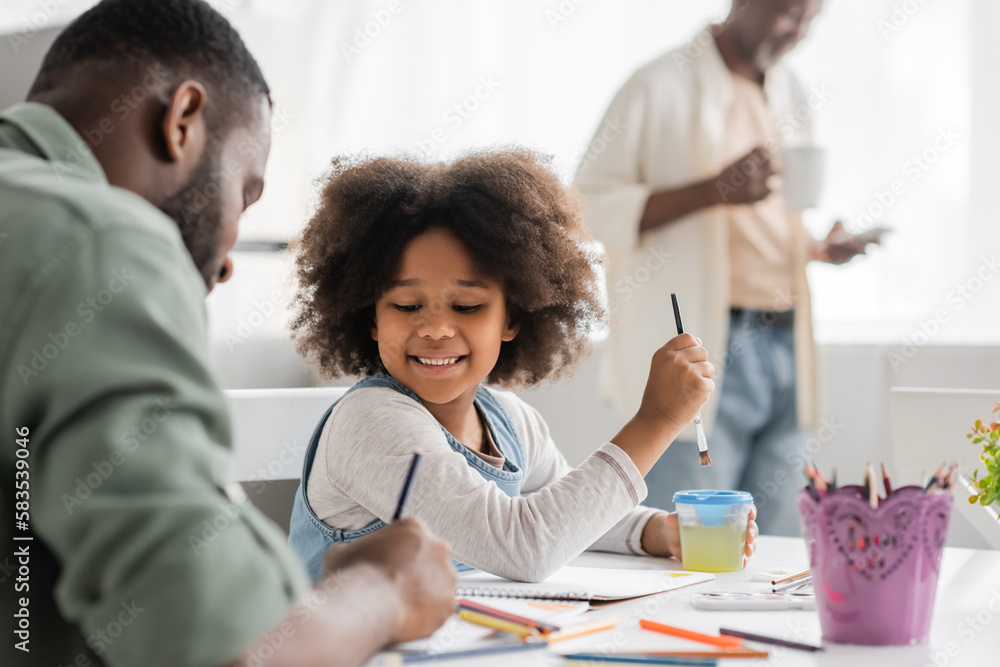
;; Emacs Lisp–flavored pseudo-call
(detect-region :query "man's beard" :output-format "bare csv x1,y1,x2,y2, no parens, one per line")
159,145,225,290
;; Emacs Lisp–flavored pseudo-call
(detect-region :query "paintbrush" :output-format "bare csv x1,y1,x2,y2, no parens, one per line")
670,293,711,467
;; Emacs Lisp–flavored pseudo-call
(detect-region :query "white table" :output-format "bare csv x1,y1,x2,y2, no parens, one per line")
382,536,1000,665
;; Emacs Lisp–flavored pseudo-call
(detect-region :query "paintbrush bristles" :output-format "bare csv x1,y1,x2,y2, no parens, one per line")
699,450,712,467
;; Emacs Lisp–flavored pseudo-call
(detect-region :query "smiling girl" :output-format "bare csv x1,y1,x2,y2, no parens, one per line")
286,149,757,582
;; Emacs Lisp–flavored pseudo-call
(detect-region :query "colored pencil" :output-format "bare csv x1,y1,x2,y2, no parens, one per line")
639,619,742,648
861,463,872,503
547,619,618,643
457,599,559,634
814,467,829,493
771,577,812,593
392,453,422,521
940,462,958,493
771,569,810,585
866,462,879,508
718,628,823,652
457,609,538,637
640,649,769,659
379,639,549,664
805,463,827,494
803,466,820,501
924,463,946,493
880,463,893,496
563,654,717,666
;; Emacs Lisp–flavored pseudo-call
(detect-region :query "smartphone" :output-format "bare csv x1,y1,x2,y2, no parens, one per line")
852,226,892,246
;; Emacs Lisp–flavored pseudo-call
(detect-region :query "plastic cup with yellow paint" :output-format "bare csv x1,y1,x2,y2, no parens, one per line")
674,490,753,573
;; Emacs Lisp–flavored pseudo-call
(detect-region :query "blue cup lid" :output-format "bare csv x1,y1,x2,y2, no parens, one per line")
673,489,754,505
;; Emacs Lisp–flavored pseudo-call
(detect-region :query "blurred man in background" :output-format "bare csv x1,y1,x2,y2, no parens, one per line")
576,0,879,535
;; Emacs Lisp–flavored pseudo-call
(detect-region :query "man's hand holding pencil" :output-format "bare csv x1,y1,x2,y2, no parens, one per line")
321,518,457,643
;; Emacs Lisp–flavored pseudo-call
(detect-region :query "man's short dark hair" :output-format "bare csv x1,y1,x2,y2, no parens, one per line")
29,0,270,131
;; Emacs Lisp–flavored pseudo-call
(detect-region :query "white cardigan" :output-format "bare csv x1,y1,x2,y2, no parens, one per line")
574,29,818,435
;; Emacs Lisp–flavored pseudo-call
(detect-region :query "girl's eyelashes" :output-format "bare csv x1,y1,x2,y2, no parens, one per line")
391,304,483,313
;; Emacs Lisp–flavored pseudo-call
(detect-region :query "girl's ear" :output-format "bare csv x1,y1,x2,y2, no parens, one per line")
371,322,379,342
502,312,520,342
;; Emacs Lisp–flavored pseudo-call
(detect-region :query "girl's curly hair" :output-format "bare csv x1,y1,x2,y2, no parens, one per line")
290,147,607,387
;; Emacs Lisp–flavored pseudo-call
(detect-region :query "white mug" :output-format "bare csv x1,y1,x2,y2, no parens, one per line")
781,145,825,210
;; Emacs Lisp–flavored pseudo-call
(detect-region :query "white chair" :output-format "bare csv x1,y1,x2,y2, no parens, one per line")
224,387,348,483
889,387,1000,549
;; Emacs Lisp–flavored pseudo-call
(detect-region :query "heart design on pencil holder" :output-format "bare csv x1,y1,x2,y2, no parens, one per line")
821,487,920,582
797,486,952,646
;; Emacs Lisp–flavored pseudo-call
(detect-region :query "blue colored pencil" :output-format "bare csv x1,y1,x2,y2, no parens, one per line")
383,639,548,664
392,453,422,521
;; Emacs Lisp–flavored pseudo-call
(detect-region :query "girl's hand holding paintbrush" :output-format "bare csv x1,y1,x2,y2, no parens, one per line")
632,343,758,565
607,304,739,563
610,332,715,476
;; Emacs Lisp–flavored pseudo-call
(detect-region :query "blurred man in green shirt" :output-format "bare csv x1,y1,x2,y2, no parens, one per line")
0,2,455,666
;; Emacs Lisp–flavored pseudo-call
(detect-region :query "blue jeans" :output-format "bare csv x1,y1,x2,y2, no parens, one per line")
642,310,806,536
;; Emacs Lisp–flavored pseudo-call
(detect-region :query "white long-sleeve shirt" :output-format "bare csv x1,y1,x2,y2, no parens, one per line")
573,28,818,433
305,385,662,582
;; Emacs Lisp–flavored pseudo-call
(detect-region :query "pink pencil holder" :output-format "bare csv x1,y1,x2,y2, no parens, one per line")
797,485,952,645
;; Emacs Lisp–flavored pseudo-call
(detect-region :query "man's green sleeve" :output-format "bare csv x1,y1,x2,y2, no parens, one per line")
5,223,310,667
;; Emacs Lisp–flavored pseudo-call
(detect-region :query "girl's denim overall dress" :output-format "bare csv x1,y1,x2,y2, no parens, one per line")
288,375,526,581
